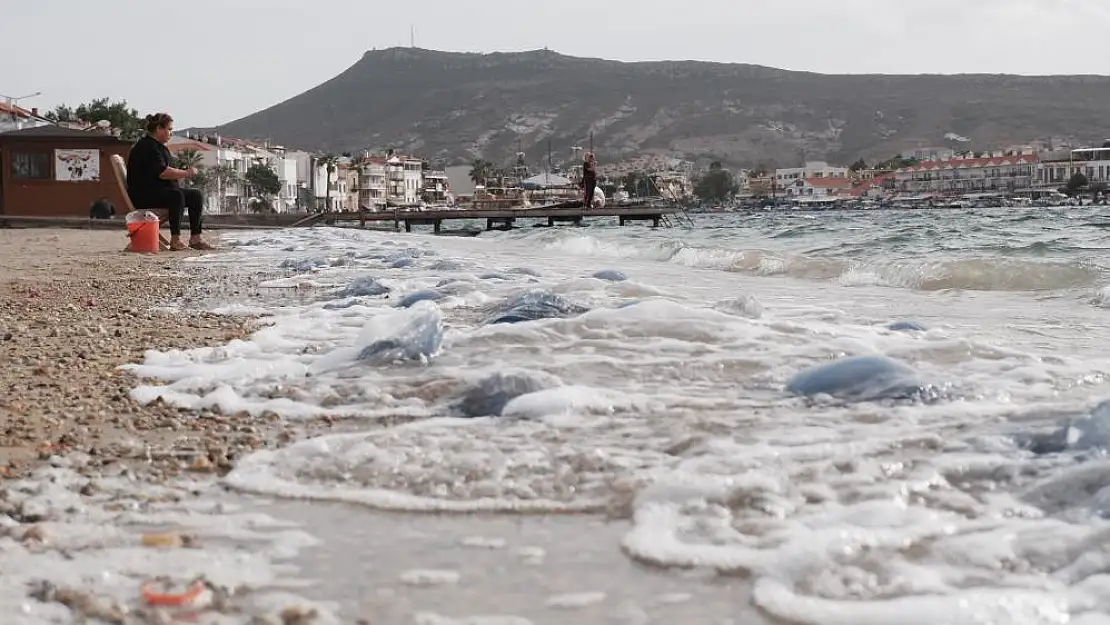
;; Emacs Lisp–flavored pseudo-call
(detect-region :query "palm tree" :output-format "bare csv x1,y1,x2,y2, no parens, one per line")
469,159,495,186
172,148,203,170
319,153,340,212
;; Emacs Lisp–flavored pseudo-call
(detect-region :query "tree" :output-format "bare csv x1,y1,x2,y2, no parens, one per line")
46,98,143,140
849,158,868,172
245,162,282,200
1066,171,1089,195
168,148,220,205
875,154,919,170
248,198,274,214
171,148,203,170
316,154,340,212
207,164,239,212
694,165,739,202
297,185,314,212
469,159,496,185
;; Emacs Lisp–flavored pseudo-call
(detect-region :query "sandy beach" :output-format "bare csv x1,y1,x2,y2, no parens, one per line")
0,228,308,477
0,228,347,624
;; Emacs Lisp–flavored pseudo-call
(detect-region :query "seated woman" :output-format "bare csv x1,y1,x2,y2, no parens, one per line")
126,112,213,251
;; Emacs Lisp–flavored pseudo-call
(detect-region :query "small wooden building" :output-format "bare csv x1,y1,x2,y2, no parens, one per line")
0,125,132,218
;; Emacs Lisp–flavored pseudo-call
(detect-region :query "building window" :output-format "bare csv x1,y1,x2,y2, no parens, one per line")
10,151,51,179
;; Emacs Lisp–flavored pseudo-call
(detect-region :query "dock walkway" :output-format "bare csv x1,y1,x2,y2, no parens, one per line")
0,202,683,234
323,202,680,233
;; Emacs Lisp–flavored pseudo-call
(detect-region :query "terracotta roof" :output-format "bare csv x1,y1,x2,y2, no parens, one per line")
0,102,32,118
168,139,215,152
804,177,854,189
901,154,1037,173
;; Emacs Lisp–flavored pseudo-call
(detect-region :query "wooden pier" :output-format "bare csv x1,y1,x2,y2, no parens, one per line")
0,202,684,234
320,204,681,233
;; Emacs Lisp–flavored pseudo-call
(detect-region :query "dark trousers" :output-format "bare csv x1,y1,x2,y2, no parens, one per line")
131,187,204,236
583,179,597,207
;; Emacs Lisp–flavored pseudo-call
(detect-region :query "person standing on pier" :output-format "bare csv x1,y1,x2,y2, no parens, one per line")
582,152,598,208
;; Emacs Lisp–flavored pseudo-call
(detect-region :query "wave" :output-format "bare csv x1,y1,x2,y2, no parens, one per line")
492,229,1103,292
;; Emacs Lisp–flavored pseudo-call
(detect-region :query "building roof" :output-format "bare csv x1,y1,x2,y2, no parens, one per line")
899,153,1038,173
0,124,126,141
0,102,32,118
167,138,216,152
803,177,854,189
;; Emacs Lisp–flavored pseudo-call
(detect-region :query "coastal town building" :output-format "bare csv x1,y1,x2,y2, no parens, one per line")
890,153,1039,195
908,147,955,162
357,156,389,210
165,137,229,213
745,174,776,198
0,104,51,134
386,155,424,206
422,168,450,204
783,176,854,198
774,161,850,185
1037,147,1110,188
0,125,131,217
340,161,360,212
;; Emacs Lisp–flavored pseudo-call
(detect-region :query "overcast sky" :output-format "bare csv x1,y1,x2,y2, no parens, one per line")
3,0,1108,128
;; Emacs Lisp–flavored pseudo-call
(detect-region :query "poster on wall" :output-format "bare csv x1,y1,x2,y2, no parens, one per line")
54,149,100,182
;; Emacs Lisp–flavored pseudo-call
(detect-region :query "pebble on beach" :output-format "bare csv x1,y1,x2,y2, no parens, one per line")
0,230,333,480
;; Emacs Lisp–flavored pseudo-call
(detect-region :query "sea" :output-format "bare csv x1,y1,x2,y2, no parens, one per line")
15,207,1110,625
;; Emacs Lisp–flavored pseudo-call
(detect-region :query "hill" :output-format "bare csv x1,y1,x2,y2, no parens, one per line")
211,48,1110,169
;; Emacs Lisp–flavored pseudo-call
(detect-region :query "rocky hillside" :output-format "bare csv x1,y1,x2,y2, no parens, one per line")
212,48,1110,168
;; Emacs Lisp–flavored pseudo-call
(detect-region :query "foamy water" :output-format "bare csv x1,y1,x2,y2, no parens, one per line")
116,209,1110,623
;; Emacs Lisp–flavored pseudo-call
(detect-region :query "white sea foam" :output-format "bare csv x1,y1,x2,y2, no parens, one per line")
0,464,333,625
545,591,608,609
121,222,1110,622
399,569,462,586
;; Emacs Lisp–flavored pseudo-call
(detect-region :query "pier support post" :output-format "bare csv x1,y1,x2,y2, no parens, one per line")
434,220,442,234
404,220,412,233
486,217,514,231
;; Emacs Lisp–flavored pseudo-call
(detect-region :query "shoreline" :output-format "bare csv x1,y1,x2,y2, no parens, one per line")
0,227,778,625
0,228,358,624
0,228,336,478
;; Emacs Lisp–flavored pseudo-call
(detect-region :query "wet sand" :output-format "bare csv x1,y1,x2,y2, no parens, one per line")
244,496,775,625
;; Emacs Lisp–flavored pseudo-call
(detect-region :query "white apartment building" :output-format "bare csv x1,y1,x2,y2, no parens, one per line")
387,155,423,205
1037,147,1110,188
258,147,299,213
168,136,245,214
169,135,304,213
774,161,850,185
358,157,389,210
287,150,343,211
